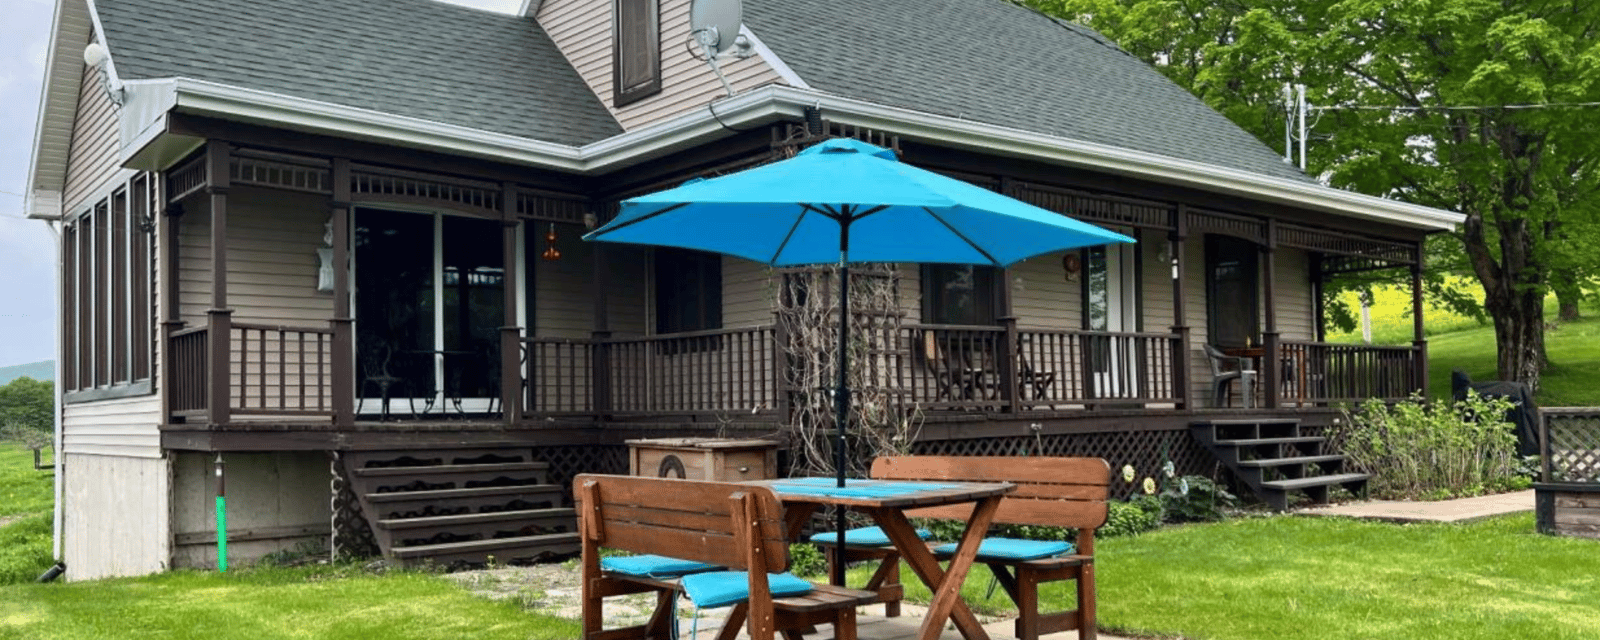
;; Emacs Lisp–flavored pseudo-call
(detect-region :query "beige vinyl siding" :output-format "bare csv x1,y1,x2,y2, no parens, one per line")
538,0,786,131
1140,228,1175,333
176,188,334,327
1011,251,1081,330
1273,247,1315,340
62,453,170,581
722,257,773,327
63,59,121,211
61,394,163,457
605,246,649,335
1183,234,1212,403
535,228,599,339
170,451,328,570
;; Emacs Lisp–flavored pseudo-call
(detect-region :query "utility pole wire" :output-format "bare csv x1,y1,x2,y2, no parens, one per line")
1312,101,1600,112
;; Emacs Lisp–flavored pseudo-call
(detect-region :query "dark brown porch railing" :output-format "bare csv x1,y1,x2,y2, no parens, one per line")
893,325,1183,410
1277,340,1422,405
169,326,209,413
231,323,334,415
524,337,594,415
604,325,781,416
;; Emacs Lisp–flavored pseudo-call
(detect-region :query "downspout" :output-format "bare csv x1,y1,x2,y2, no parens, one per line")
45,219,64,562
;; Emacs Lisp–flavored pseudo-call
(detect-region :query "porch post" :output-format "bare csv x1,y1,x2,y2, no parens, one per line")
997,178,1020,415
205,141,233,426
500,184,524,425
591,203,613,417
1411,245,1429,397
329,159,354,426
1170,206,1191,409
1260,221,1280,409
159,200,184,422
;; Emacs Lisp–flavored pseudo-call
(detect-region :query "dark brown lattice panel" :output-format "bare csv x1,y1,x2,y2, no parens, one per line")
910,428,1218,499
329,451,379,560
1546,412,1600,483
533,445,629,505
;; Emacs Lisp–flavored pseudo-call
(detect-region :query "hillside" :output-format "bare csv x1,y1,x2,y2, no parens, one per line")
0,361,53,385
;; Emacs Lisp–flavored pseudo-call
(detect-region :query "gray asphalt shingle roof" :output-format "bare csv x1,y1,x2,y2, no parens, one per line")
746,0,1308,181
96,0,622,146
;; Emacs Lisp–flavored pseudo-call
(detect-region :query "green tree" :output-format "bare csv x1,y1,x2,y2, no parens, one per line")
1030,0,1600,389
0,377,54,449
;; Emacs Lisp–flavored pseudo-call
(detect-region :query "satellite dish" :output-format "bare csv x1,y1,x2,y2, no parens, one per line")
690,0,744,57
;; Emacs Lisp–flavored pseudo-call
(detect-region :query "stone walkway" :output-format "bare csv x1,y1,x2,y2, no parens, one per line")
1298,489,1535,523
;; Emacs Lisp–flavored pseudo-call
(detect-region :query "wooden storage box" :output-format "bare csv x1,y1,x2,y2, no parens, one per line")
626,438,781,482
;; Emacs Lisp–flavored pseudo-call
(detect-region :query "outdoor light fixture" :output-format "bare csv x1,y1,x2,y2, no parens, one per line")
542,224,561,261
82,42,125,106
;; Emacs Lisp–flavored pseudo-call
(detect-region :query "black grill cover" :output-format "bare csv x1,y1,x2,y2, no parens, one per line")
1451,369,1540,457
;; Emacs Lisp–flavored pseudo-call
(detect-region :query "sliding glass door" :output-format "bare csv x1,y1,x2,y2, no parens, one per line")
355,209,515,415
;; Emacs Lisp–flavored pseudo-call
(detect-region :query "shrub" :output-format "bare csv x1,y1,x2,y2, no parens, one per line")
787,543,827,578
1336,391,1519,499
1159,475,1237,523
1100,497,1161,538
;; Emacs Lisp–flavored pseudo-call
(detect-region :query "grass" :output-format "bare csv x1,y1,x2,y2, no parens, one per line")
877,513,1600,640
0,564,581,640
1324,285,1600,405
0,443,55,585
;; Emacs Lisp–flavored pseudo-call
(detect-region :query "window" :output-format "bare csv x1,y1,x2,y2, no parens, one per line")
613,0,661,106
921,264,996,325
1205,234,1260,349
655,248,721,334
62,173,155,398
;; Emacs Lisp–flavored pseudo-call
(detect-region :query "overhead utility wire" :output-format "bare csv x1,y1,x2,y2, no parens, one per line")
1312,101,1600,112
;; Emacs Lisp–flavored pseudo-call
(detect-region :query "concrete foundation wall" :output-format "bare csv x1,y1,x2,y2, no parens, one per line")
170,451,331,570
61,453,170,581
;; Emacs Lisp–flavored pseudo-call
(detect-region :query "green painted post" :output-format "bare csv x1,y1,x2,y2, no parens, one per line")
215,453,227,573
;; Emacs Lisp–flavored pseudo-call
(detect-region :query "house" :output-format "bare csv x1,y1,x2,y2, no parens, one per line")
26,0,1462,580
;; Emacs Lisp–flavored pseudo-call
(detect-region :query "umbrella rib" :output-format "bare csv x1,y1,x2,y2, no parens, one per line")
770,206,816,264
924,206,1003,266
585,202,691,237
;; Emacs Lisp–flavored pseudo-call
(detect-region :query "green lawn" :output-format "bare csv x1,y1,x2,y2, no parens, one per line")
882,513,1600,640
0,444,55,585
1324,286,1600,406
0,565,580,640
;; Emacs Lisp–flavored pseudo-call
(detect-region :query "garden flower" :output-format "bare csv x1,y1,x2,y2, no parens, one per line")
1162,460,1175,478
1121,464,1136,483
1179,477,1190,496
1143,477,1156,494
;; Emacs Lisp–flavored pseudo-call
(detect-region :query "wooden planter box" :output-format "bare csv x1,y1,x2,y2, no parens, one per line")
1534,483,1600,539
626,438,781,482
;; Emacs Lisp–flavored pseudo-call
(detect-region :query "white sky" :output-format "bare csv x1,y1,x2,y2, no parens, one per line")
0,0,522,368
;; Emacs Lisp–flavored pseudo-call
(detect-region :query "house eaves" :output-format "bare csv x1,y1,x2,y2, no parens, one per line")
127,78,1460,233
24,0,94,220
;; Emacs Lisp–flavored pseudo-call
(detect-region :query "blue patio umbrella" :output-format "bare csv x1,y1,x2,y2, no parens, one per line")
585,138,1133,583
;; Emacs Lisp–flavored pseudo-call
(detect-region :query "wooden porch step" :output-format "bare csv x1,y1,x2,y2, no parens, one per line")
1214,436,1325,447
354,462,549,478
1261,473,1371,491
390,531,580,565
365,484,560,504
1236,455,1346,468
1202,419,1303,427
376,507,576,532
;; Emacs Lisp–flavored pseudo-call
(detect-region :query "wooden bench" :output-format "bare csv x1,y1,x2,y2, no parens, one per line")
575,474,874,640
825,457,1110,640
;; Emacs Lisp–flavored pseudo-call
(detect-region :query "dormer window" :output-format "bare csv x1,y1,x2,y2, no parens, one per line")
613,0,661,107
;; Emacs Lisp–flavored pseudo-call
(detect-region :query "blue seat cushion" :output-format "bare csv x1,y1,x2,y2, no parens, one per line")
930,538,1075,561
808,526,933,547
601,554,720,578
679,571,814,609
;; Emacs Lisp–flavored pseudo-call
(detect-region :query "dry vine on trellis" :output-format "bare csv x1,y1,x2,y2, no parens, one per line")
776,265,922,479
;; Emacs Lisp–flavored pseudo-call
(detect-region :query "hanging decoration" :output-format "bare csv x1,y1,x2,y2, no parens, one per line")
542,223,561,261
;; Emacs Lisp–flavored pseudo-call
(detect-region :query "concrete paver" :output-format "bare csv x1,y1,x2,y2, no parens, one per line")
1297,489,1534,523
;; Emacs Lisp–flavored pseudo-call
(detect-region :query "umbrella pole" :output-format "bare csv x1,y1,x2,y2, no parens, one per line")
833,246,851,587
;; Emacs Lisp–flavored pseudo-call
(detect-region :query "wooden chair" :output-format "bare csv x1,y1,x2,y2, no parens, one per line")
574,474,872,640
868,456,1110,640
